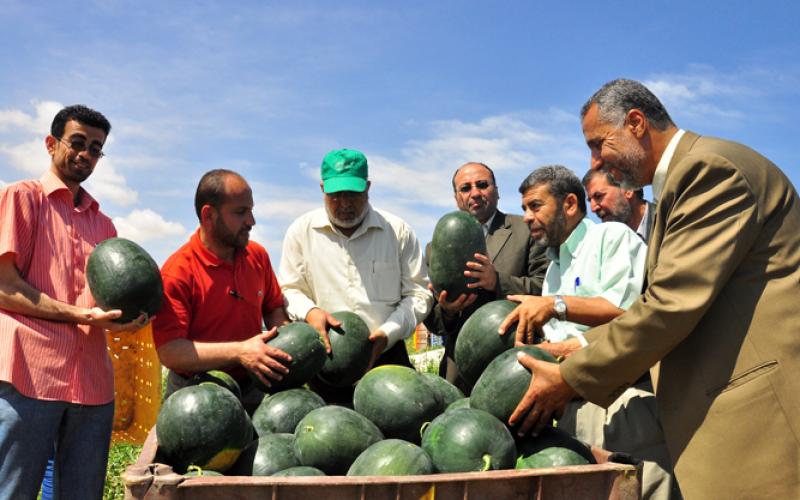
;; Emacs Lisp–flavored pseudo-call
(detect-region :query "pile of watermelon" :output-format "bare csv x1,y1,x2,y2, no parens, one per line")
154,308,596,478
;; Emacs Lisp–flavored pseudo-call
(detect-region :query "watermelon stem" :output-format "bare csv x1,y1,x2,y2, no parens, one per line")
419,421,431,439
480,454,492,472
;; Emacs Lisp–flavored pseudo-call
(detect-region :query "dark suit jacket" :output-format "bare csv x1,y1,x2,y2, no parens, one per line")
424,210,548,375
561,132,800,499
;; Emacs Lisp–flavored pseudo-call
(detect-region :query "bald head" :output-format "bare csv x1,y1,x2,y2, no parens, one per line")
194,169,249,221
452,162,500,223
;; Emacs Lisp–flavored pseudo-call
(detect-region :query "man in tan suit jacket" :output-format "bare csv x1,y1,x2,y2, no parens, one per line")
507,79,800,499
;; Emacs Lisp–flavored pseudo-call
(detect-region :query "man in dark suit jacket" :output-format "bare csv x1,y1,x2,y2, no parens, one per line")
424,162,548,389
508,79,800,499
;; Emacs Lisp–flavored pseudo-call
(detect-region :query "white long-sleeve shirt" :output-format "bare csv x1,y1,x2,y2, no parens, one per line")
278,205,433,349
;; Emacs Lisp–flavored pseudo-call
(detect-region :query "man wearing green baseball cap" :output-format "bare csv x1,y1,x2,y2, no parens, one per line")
320,148,369,193
279,148,433,402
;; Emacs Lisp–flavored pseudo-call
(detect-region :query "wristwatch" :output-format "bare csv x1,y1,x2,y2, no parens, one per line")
553,295,567,321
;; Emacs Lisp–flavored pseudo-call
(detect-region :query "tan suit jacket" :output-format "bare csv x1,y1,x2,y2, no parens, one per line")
561,132,800,499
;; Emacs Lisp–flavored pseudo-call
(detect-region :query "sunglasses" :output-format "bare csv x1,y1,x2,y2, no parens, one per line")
457,180,492,193
57,137,105,159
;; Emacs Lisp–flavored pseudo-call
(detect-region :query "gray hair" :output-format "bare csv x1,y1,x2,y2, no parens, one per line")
581,169,644,201
519,165,586,214
580,79,674,131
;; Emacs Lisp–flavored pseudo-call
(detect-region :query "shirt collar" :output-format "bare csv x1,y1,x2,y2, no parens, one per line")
481,211,497,237
189,228,245,268
546,217,591,263
40,170,99,212
652,129,686,202
636,202,650,240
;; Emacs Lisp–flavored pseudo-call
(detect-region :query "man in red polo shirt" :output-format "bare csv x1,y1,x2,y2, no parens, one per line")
153,169,291,407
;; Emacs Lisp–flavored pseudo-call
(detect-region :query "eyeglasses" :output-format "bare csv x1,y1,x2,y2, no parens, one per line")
57,137,105,159
457,180,492,193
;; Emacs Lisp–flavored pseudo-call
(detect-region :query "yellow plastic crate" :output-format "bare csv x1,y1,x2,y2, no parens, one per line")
106,323,162,444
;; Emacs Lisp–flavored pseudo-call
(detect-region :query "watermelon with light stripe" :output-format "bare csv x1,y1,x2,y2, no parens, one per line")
156,383,253,473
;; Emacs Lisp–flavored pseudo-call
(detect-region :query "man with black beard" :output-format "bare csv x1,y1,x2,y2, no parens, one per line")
279,149,432,403
153,169,292,406
498,165,678,500
583,169,655,241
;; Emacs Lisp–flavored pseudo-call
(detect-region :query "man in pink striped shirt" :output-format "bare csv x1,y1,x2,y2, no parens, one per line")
0,105,146,499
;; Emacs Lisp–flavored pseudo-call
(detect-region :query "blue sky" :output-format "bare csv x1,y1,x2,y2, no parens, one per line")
2,1,799,265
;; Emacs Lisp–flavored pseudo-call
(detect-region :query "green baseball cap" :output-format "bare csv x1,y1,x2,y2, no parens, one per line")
321,148,368,193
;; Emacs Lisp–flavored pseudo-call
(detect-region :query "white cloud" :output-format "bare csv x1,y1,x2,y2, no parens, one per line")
367,110,585,212
84,158,139,206
0,138,49,175
251,180,321,223
644,66,755,122
0,100,63,135
250,226,285,261
113,209,187,242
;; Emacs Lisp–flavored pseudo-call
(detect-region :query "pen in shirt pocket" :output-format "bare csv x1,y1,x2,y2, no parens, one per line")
574,277,581,293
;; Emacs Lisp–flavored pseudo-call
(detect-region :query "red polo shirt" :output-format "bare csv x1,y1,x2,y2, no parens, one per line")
153,229,284,379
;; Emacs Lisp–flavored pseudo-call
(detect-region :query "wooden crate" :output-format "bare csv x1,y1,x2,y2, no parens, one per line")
123,427,641,499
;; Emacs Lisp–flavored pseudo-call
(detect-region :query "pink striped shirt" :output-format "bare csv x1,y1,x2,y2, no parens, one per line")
0,171,117,404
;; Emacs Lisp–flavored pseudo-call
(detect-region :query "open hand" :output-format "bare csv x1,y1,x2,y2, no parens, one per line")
367,329,388,370
498,295,555,344
429,283,477,318
465,253,497,292
238,328,292,388
508,352,576,436
305,307,339,353
536,337,582,360
86,308,151,333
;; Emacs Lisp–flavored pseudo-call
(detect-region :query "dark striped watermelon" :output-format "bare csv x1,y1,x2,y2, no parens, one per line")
249,322,326,392
470,345,557,424
421,408,516,472
252,388,325,436
429,211,486,298
294,406,383,475
454,300,518,385
317,311,372,387
87,237,163,323
353,365,443,443
347,439,433,476
156,384,252,473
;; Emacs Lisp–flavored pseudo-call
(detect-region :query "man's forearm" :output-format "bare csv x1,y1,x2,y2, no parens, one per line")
0,257,89,324
157,338,243,373
264,306,291,330
562,296,623,327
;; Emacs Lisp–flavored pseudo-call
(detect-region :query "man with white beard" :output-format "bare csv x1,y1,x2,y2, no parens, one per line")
279,148,432,402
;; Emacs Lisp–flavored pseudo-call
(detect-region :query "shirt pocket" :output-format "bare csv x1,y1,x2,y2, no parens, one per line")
572,278,601,298
368,261,401,302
